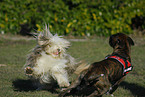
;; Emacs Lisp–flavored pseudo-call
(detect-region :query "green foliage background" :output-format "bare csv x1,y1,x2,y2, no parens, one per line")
0,0,145,36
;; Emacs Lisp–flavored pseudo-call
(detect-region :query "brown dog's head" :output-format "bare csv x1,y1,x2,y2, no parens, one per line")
109,33,134,59
109,33,134,49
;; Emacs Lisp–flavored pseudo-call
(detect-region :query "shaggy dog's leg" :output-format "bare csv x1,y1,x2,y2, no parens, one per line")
35,74,55,90
51,66,70,87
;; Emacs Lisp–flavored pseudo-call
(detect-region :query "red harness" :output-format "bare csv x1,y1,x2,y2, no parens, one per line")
106,55,133,75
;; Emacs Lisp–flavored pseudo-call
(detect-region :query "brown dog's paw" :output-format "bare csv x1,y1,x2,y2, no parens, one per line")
25,67,33,75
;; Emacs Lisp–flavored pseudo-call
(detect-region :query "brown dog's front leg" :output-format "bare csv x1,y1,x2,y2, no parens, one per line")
59,88,73,97
108,76,125,94
58,80,81,97
59,73,85,97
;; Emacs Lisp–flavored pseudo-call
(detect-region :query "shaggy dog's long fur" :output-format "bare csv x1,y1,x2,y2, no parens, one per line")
24,25,77,90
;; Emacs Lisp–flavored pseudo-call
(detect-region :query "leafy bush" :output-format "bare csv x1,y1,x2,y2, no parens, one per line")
0,0,145,36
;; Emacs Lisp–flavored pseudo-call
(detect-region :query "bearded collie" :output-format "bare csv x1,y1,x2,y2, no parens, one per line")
24,25,77,90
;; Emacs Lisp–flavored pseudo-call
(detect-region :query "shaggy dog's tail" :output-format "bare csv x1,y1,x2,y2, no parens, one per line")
74,62,90,75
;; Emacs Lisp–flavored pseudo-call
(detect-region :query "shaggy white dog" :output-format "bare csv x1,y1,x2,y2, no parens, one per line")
24,25,77,90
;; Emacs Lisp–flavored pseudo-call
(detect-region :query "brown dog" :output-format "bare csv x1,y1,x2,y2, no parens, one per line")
59,33,134,97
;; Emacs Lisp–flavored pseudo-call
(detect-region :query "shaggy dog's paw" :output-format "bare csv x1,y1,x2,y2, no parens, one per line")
59,83,70,88
25,67,33,75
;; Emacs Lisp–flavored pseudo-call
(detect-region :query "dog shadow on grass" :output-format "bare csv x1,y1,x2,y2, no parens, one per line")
120,81,145,97
12,79,145,96
12,79,59,93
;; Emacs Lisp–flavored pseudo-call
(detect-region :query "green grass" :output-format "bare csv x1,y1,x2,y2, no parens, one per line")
0,36,145,97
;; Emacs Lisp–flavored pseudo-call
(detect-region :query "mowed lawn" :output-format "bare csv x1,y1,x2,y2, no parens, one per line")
0,35,145,97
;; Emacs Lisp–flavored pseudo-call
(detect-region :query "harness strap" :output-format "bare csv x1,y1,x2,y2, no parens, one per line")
105,55,133,75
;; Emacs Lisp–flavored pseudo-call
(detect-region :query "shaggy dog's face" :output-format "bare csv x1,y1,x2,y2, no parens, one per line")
37,34,70,58
44,43,63,57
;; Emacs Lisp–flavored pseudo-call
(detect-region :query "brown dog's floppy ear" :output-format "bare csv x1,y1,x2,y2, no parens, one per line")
127,36,134,46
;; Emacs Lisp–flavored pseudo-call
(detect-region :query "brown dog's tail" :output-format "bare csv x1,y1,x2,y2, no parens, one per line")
74,62,90,75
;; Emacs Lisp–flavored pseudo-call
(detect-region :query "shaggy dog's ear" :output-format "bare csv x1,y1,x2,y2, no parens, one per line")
127,36,134,46
37,33,49,46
